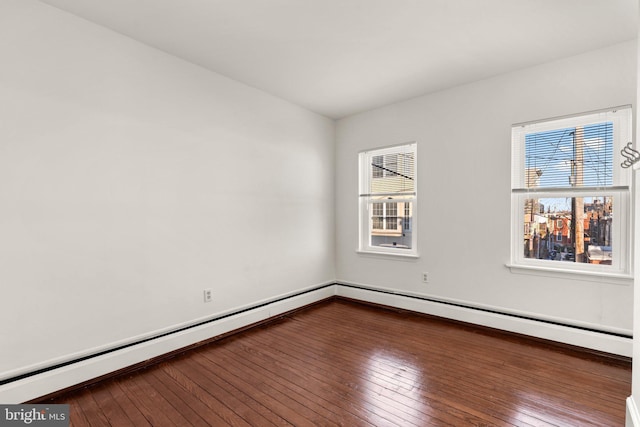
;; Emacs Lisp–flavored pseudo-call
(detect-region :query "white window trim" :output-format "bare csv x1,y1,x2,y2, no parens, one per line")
355,250,420,260
505,262,632,285
358,142,418,257
509,106,632,279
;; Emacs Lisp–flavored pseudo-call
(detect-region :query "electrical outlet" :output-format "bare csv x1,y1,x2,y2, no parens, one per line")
203,289,212,303
422,272,429,283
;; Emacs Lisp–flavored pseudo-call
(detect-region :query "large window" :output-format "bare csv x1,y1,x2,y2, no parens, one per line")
510,106,632,276
359,143,417,255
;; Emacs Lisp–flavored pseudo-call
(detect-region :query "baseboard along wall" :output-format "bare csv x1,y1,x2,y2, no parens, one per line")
0,282,632,403
335,282,632,357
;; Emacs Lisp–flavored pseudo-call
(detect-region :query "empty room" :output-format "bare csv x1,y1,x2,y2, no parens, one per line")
2,0,640,426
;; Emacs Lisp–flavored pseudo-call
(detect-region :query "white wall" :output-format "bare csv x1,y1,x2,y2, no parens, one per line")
628,167,640,426
0,0,335,381
336,40,637,343
1,0,635,403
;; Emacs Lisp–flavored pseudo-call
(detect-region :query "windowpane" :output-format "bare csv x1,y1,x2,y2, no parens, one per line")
511,106,630,274
372,202,384,229
524,122,613,189
360,142,417,255
522,196,613,265
404,203,411,231
368,149,415,195
385,202,398,229
369,201,413,250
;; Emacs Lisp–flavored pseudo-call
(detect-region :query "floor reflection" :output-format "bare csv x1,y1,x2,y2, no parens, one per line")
361,349,432,424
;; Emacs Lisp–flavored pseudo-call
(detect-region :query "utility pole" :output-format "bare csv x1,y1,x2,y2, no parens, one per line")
570,127,585,262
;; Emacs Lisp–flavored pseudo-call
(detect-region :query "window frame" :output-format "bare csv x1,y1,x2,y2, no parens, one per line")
358,142,418,257
509,106,632,278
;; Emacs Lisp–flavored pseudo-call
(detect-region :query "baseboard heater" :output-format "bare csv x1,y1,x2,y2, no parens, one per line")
336,282,633,339
2,282,631,391
0,283,336,387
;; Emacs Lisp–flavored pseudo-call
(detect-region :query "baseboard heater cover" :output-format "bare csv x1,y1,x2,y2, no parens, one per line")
336,282,632,357
337,282,632,338
1,281,631,403
0,283,336,403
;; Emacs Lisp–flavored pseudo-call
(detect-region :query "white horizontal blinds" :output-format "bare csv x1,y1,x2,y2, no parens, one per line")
524,123,613,189
512,106,631,191
365,144,416,197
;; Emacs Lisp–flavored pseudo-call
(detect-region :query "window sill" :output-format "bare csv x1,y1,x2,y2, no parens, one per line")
506,263,632,285
357,250,420,260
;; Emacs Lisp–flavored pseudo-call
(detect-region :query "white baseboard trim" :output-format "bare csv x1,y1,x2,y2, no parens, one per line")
2,280,630,404
627,396,640,427
0,284,336,404
335,283,632,357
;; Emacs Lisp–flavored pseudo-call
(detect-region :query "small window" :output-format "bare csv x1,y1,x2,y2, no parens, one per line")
511,106,631,275
359,143,417,255
403,203,411,231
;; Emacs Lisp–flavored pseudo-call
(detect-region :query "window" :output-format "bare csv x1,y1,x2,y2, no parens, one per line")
359,143,417,255
510,106,632,276
404,203,411,231
372,202,384,229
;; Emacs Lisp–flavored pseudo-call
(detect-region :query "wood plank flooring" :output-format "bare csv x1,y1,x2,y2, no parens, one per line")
39,298,631,426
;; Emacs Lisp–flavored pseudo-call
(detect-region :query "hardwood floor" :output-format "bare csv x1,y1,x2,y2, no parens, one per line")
39,298,631,426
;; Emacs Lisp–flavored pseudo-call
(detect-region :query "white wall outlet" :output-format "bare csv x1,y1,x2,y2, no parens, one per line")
203,289,212,303
422,272,429,283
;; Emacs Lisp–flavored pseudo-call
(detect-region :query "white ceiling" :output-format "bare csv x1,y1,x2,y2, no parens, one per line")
38,0,638,119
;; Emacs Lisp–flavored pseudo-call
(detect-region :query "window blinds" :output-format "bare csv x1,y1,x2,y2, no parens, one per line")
523,124,613,189
361,144,416,197
512,106,631,192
